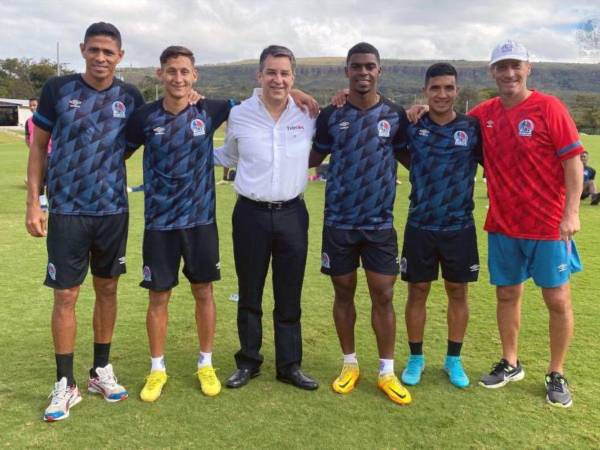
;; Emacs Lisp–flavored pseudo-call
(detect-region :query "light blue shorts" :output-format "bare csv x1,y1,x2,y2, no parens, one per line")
488,233,582,288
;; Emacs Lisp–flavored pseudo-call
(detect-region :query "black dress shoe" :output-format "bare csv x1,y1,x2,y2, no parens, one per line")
226,368,260,388
276,368,319,390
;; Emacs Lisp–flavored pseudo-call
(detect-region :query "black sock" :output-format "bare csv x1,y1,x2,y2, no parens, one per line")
90,342,111,378
55,353,75,386
447,340,463,357
409,341,423,356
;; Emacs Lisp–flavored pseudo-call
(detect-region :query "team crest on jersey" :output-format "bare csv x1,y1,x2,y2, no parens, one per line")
378,120,391,137
454,130,468,147
112,101,126,118
418,129,430,137
68,99,82,109
518,119,534,137
143,265,152,282
48,262,57,280
321,252,331,269
191,119,206,136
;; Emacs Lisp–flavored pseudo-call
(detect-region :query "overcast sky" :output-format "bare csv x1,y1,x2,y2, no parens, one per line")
1,0,599,70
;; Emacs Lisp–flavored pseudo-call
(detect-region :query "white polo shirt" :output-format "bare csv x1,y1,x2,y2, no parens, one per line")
215,88,315,202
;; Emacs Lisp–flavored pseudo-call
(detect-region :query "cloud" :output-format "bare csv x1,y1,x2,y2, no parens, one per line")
1,0,598,70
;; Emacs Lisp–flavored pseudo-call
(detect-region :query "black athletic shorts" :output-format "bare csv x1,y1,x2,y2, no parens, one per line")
321,226,399,276
400,224,479,283
140,223,220,291
45,213,128,289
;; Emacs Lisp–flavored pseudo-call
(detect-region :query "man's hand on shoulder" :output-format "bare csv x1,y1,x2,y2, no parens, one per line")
290,89,320,118
188,90,204,104
406,104,428,124
330,89,349,108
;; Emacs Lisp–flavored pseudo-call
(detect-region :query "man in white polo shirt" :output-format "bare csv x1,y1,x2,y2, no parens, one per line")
215,45,318,390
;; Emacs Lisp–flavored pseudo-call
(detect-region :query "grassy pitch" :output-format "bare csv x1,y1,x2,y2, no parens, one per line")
1,129,599,448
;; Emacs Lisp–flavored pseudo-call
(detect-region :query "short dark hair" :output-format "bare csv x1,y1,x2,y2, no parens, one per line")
159,46,195,66
28,98,38,102
424,63,458,86
84,22,122,48
346,42,380,65
259,45,296,72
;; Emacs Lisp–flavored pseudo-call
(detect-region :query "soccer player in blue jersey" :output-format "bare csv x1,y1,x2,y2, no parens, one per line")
398,63,482,389
126,46,234,401
309,42,412,405
25,22,144,421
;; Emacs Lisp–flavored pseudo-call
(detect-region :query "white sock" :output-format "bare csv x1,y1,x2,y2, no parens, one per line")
151,356,166,372
343,353,358,365
197,352,212,368
379,358,394,376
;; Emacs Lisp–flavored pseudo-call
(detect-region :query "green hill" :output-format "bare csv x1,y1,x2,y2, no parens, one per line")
120,58,600,131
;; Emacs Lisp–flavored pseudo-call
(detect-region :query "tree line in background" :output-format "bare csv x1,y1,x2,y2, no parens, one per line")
2,57,599,133
0,58,73,99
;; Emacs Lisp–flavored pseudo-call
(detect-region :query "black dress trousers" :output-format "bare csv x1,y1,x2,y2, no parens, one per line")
232,197,308,372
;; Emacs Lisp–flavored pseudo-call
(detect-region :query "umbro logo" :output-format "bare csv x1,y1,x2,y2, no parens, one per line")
486,120,494,128
69,99,82,109
153,127,166,135
118,256,126,265
339,121,350,130
418,129,430,137
557,263,568,273
469,264,480,272
216,262,221,270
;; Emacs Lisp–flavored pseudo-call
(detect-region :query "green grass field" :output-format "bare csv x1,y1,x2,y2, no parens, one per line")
1,129,600,449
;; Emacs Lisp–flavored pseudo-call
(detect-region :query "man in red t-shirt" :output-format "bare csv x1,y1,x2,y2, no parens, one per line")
471,40,582,408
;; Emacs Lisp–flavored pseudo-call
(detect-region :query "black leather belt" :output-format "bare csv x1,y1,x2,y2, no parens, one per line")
238,195,303,210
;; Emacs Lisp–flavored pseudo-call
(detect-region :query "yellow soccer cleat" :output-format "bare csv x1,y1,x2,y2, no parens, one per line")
140,371,168,403
377,373,412,405
197,366,221,397
332,363,360,394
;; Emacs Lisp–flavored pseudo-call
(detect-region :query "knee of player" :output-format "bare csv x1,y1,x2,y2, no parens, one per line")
53,288,79,309
191,282,214,301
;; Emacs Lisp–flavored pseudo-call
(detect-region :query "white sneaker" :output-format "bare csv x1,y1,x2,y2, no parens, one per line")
87,363,128,402
43,377,82,422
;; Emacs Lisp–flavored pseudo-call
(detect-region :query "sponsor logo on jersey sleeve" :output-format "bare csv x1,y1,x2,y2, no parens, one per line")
191,119,206,136
518,119,534,137
454,130,469,147
112,101,126,118
378,120,391,137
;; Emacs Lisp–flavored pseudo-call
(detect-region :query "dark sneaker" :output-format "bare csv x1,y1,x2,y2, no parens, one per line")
479,358,525,388
545,372,573,408
591,193,600,205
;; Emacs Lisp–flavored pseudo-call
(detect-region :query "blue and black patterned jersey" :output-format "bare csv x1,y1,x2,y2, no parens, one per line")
403,113,482,231
126,99,234,230
33,74,144,216
313,98,408,230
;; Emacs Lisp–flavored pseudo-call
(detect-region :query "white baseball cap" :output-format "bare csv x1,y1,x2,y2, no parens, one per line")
489,40,529,66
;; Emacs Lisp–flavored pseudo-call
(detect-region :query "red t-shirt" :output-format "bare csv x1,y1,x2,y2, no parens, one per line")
469,91,583,240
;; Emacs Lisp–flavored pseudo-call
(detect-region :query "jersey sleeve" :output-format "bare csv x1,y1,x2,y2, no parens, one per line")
125,108,146,152
545,97,584,161
590,167,596,181
32,78,58,132
312,106,334,155
203,99,238,131
472,119,484,165
392,107,409,159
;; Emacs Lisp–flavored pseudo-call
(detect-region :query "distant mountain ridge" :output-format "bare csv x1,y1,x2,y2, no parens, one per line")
121,58,600,129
